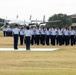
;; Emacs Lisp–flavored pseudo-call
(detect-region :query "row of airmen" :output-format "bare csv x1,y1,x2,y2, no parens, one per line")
30,27,76,46
3,26,76,47
3,26,13,36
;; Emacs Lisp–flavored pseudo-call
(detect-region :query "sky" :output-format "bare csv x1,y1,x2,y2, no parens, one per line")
0,0,76,21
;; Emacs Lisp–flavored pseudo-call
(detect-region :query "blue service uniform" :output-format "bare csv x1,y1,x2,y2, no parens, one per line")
6,27,12,36
63,29,69,45
36,29,40,45
70,30,75,45
51,29,56,45
24,29,32,50
30,29,35,45
20,29,24,45
58,29,63,45
12,28,20,49
41,29,46,45
45,29,50,45
3,28,7,37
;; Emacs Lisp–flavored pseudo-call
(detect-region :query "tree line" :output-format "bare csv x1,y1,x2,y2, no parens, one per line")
46,13,72,28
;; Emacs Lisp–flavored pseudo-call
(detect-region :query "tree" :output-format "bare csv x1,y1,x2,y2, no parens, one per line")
0,18,5,22
46,13,72,27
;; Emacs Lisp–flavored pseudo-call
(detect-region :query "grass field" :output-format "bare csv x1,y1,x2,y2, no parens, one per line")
0,31,76,75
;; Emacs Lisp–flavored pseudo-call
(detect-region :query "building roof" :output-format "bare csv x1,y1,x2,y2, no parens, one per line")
71,23,76,26
70,14,76,18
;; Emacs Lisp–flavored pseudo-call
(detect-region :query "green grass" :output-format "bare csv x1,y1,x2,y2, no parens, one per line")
0,69,76,75
0,49,76,75
0,31,76,75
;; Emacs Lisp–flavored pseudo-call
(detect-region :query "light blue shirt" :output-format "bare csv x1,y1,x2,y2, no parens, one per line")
36,29,40,35
12,28,20,34
45,30,50,35
24,30,31,36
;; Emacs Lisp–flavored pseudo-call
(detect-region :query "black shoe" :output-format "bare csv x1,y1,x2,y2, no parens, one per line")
26,49,30,50
14,48,18,50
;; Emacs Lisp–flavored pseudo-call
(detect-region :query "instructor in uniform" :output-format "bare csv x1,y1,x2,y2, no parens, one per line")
12,24,20,49
24,26,32,50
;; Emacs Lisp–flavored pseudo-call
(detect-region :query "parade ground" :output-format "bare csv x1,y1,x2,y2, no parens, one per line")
0,31,76,75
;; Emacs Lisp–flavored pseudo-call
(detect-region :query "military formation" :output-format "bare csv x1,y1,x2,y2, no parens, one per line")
3,25,76,50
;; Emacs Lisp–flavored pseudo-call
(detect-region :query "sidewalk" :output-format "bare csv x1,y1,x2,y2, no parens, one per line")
0,48,59,51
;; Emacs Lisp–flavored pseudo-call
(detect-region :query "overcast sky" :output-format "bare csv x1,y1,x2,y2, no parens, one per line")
0,0,76,21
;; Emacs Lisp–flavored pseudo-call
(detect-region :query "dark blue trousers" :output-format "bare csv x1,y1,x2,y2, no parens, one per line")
3,31,6,37
36,35,40,45
46,35,50,45
51,35,56,45
25,37,30,50
70,35,74,45
13,34,18,49
31,35,34,45
58,35,62,45
64,35,69,45
20,35,24,45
